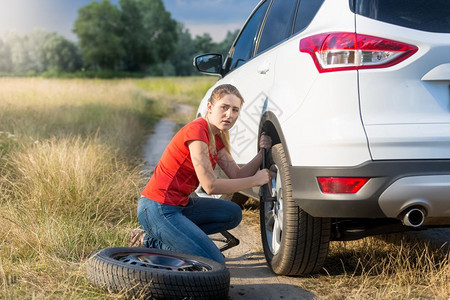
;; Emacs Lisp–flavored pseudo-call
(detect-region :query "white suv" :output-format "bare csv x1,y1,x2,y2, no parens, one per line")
194,0,450,275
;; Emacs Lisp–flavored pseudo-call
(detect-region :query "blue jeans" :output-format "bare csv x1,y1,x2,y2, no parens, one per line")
137,195,242,264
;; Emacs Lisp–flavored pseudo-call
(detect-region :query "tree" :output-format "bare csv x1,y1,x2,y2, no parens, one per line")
73,0,177,73
216,29,239,58
166,28,240,76
0,37,12,73
119,0,178,72
41,33,82,72
168,23,196,76
194,33,215,55
73,0,124,70
193,30,239,58
119,0,145,71
3,30,47,74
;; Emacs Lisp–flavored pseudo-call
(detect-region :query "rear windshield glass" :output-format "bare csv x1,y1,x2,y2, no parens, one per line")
352,0,450,33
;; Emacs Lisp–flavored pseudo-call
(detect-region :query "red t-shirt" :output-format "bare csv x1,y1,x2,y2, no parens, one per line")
141,117,225,206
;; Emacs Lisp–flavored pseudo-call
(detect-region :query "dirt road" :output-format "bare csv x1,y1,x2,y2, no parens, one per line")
216,221,450,300
213,223,315,300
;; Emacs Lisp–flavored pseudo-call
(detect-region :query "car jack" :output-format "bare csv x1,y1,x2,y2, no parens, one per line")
212,231,240,252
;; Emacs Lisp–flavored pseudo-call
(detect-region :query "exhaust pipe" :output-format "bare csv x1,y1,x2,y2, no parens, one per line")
402,207,425,227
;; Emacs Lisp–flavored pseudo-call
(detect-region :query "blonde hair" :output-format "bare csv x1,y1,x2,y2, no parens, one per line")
205,84,244,155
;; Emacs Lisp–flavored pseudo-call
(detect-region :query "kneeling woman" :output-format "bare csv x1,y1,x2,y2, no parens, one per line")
137,84,271,264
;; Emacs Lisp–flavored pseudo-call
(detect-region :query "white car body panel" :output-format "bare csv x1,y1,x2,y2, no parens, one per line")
199,0,372,167
261,0,371,167
197,51,277,163
356,16,450,159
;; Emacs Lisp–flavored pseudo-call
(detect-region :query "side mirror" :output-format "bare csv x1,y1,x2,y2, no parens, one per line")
193,54,223,76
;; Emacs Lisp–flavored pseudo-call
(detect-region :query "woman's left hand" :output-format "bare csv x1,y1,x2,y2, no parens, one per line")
259,132,272,150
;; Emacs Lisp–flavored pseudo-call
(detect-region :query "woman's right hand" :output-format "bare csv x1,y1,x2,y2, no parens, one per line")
253,169,270,186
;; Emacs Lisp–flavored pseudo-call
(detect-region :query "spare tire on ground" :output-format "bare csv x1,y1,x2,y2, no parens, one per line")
87,247,230,299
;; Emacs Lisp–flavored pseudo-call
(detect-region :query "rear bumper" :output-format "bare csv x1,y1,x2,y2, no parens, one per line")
290,160,450,222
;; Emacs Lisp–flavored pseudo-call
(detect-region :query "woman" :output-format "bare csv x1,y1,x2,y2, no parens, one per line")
135,84,271,264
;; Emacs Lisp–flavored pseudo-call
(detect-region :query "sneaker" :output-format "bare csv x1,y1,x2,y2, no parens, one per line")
129,228,145,247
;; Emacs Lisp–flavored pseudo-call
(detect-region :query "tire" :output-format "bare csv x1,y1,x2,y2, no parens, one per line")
87,247,230,299
260,144,331,276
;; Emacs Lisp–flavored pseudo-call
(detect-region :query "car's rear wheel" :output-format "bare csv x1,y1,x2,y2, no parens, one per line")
260,143,331,276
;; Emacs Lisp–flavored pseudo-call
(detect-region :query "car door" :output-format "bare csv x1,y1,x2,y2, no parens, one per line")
224,0,300,165
216,0,272,164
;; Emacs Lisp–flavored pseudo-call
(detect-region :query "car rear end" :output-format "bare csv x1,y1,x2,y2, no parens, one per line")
296,0,450,227
354,0,450,226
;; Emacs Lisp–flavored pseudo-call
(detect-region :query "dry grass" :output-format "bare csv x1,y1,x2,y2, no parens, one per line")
0,78,154,159
1,137,142,299
135,76,216,125
312,236,450,299
241,198,260,229
241,204,450,299
0,77,215,299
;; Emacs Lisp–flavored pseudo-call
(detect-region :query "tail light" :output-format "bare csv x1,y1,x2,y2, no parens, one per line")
317,177,369,194
300,32,418,73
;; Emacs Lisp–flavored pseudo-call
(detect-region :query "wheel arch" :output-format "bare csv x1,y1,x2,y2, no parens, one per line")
259,111,292,166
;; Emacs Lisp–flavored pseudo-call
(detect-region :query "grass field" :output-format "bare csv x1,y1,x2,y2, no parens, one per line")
0,77,448,299
0,77,215,299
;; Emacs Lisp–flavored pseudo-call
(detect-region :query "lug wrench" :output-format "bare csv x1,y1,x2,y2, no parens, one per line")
261,148,277,202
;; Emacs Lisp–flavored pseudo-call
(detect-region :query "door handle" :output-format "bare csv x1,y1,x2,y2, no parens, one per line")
257,62,271,74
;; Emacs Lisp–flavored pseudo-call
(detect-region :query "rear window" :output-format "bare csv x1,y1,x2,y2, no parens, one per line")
351,0,450,33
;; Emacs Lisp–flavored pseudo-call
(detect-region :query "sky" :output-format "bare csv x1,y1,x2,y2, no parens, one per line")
0,0,260,42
